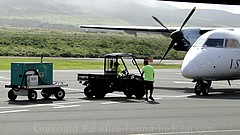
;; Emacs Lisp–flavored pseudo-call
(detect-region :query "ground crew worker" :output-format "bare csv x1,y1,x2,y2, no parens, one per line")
141,59,155,101
112,61,122,75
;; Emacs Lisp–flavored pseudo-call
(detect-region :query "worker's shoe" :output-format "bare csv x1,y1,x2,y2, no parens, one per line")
149,96,154,101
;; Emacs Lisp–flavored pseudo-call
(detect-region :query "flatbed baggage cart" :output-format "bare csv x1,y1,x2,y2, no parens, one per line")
5,81,68,101
5,61,68,101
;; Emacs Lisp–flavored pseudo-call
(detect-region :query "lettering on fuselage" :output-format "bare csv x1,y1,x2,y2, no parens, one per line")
230,59,240,69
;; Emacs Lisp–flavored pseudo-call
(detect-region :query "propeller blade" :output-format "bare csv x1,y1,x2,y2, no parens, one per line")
160,40,176,62
180,7,196,31
152,16,172,33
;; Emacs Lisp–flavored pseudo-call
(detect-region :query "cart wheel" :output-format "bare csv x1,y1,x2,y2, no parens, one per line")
95,92,106,99
124,90,133,98
8,89,17,101
84,86,94,98
134,89,145,99
28,90,37,101
55,88,65,100
41,89,51,99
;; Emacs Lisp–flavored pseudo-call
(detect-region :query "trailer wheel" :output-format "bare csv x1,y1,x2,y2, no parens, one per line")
8,89,17,101
55,88,65,100
28,90,37,101
84,86,94,98
41,89,51,99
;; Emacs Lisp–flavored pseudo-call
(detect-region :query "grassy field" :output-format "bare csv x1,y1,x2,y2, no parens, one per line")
0,27,186,60
0,57,181,70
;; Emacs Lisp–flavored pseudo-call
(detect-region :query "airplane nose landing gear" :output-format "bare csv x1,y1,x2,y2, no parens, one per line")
194,80,211,96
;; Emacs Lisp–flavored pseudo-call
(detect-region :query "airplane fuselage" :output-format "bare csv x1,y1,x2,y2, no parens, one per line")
181,29,240,81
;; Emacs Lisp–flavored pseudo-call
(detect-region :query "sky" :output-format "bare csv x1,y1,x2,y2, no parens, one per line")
135,0,240,14
160,1,240,14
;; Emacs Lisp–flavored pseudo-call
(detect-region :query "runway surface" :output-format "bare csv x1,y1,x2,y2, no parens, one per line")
1,69,240,135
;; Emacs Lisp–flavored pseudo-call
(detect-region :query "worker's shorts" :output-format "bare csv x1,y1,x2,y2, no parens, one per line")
144,81,154,91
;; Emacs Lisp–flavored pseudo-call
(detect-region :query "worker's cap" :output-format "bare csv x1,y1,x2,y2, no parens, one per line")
144,59,149,65
114,62,120,66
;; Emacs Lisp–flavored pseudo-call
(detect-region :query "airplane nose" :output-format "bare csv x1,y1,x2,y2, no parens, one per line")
181,60,199,79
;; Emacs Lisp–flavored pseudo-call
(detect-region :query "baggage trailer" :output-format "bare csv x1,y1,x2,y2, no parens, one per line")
5,62,68,101
78,53,145,99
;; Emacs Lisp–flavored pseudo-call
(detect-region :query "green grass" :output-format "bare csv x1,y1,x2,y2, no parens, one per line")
0,27,186,60
0,57,181,70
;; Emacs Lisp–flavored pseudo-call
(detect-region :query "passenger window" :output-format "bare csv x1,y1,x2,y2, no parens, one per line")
204,39,224,48
225,39,240,48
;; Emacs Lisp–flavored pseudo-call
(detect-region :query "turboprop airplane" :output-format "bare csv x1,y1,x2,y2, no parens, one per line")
181,29,240,95
79,7,240,96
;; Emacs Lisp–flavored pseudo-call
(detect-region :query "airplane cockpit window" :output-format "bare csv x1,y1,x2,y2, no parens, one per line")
225,39,240,48
192,38,206,47
203,39,224,48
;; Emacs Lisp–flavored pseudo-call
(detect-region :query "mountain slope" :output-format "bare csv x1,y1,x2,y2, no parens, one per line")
0,0,239,30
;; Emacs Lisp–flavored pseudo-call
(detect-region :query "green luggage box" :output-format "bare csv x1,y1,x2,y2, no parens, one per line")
11,62,53,86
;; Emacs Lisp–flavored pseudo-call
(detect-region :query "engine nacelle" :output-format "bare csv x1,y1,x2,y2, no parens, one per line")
173,42,190,51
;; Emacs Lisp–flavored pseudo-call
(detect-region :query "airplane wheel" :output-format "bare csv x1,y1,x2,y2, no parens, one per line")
194,81,202,96
202,86,209,96
55,88,65,100
8,89,17,101
28,90,37,101
202,81,211,96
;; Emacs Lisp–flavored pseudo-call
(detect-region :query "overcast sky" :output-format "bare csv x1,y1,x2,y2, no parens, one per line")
159,1,240,14
134,0,240,14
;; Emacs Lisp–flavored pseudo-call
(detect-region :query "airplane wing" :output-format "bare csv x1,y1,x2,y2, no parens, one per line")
80,25,177,36
158,0,240,5
80,25,213,36
79,8,211,37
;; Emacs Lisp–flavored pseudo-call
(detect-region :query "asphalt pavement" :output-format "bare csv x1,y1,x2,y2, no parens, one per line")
1,69,240,135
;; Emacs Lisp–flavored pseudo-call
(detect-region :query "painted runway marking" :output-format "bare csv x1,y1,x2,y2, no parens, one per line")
131,129,240,135
174,81,194,84
107,93,125,97
0,76,10,80
156,95,193,98
53,105,81,109
101,101,119,105
0,80,10,83
64,87,82,91
151,97,162,100
0,101,91,109
174,81,240,88
0,109,29,114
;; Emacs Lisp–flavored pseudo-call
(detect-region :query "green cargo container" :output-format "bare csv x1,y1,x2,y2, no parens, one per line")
11,62,53,86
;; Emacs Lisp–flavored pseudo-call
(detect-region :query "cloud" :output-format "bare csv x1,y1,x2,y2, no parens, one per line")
160,1,240,14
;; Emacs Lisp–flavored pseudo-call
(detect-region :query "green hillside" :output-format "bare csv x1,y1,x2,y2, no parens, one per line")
0,0,240,29
0,27,186,60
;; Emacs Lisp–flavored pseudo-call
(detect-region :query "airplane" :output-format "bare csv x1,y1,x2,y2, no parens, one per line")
79,7,240,96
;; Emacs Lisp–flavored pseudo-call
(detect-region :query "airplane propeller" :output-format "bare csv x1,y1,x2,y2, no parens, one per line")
152,7,196,62
152,16,173,33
